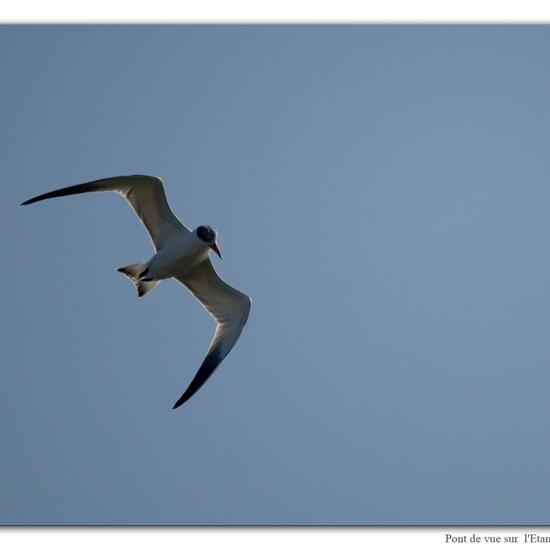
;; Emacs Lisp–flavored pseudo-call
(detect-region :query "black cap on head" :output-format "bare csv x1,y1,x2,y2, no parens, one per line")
196,225,216,243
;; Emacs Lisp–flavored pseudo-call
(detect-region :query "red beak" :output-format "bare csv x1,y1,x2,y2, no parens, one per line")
210,242,223,259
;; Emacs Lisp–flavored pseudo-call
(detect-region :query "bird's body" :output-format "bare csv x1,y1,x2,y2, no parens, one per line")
21,175,251,409
145,230,210,281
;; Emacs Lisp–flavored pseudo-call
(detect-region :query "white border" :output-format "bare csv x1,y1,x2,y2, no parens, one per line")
4,527,550,550
2,6,550,550
1,0,550,23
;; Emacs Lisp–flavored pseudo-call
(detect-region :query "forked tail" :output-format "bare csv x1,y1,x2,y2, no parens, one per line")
117,263,159,298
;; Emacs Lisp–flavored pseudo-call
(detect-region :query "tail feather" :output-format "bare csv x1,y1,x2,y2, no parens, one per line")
117,263,158,298
117,263,147,281
136,280,159,297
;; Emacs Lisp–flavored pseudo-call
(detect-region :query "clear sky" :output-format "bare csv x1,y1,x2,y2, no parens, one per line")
2,25,550,525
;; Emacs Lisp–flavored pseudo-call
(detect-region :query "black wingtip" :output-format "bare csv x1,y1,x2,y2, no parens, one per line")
171,350,224,410
21,195,47,206
172,392,192,409
172,399,185,410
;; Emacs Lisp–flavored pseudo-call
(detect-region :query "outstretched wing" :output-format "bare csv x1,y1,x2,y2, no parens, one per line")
174,259,251,408
21,175,189,249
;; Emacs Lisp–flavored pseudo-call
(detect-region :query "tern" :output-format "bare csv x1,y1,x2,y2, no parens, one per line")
21,175,251,409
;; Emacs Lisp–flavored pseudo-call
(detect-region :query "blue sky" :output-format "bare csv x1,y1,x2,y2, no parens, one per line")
2,25,550,524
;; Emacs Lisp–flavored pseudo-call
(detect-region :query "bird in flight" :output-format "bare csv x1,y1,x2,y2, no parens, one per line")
21,175,251,409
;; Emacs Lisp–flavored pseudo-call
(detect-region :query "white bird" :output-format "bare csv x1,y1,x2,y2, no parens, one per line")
21,175,251,409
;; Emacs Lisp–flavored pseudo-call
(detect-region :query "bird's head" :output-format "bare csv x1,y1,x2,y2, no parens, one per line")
195,225,222,259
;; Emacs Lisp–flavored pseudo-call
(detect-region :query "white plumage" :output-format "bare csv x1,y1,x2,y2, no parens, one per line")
22,175,251,409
